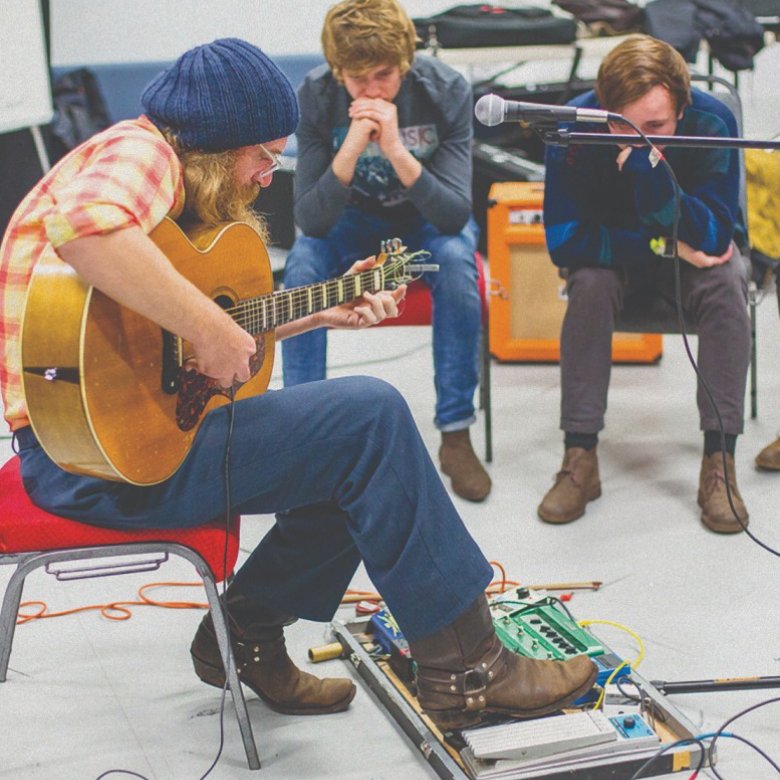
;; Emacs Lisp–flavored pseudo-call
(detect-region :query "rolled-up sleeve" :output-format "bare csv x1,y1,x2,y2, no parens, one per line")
44,129,181,248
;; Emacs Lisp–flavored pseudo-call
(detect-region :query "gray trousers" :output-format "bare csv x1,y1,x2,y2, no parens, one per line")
560,249,750,436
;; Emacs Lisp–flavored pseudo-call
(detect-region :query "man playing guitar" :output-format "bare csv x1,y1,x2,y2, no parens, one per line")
0,38,594,728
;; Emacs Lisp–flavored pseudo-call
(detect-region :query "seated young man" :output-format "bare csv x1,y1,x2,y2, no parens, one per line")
539,35,751,535
281,0,491,503
0,38,595,731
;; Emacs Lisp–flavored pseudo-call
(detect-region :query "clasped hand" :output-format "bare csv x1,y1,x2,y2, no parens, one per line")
345,97,401,155
614,149,734,270
675,239,733,269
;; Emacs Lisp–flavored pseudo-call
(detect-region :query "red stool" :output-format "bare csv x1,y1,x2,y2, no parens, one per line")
0,455,260,770
375,251,492,462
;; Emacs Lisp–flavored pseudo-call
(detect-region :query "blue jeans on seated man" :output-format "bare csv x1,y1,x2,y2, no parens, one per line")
281,208,481,432
16,377,492,642
16,377,594,725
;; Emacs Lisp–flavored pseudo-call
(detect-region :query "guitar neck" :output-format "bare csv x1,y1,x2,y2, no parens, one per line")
228,265,390,336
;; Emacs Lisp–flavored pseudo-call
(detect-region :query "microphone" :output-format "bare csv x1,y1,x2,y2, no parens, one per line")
474,93,617,126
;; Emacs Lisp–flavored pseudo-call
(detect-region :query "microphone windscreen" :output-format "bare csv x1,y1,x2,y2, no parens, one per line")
474,94,504,127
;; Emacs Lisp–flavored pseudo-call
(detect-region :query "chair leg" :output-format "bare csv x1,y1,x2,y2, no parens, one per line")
481,318,493,463
750,286,757,419
200,571,261,771
0,561,29,682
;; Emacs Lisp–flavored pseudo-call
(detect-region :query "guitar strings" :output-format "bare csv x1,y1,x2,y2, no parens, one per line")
225,250,428,334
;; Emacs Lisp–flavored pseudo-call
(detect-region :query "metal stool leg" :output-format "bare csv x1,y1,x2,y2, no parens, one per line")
199,568,261,771
0,554,36,682
750,285,758,419
481,317,493,463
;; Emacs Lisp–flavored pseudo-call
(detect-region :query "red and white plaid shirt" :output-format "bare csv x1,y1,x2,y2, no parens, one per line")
0,116,185,431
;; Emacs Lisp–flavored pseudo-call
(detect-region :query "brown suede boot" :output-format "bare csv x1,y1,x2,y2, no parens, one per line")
698,452,749,534
409,596,597,731
190,595,355,715
439,429,492,502
756,436,780,470
538,447,601,524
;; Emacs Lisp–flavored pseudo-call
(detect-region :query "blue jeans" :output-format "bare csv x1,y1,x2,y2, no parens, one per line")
15,377,492,642
282,208,481,431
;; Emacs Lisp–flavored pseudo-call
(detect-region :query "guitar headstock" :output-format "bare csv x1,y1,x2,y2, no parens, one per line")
376,237,437,289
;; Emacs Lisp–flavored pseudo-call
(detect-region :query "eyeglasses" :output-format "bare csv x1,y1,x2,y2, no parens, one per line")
259,143,282,176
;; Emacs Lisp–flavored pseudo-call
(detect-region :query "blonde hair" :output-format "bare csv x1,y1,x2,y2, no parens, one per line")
596,34,691,114
164,130,269,242
322,0,418,79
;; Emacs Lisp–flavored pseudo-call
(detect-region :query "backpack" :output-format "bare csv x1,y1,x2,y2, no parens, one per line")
413,4,577,48
644,0,765,71
553,0,645,35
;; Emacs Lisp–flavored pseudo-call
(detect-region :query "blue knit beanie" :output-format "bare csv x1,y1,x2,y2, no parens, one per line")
141,38,299,152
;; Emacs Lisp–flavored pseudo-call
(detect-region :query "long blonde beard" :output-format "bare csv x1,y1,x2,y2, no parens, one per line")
165,134,270,243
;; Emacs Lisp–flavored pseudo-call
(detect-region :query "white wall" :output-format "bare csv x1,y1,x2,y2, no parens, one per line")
51,0,513,64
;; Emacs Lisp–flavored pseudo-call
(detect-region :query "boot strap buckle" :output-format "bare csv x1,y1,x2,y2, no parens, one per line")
462,668,488,701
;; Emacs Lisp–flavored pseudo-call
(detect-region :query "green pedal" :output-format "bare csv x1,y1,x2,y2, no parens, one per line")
489,588,604,661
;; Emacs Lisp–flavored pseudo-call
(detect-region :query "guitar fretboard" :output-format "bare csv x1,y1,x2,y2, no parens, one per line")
227,264,389,335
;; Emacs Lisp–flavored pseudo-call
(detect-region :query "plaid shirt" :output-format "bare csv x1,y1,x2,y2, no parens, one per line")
0,116,185,431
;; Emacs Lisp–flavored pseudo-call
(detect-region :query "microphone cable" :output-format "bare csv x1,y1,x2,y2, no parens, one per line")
598,120,780,780
611,114,780,561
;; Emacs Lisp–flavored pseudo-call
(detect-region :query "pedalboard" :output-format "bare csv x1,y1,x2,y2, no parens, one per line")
489,588,629,689
369,588,629,691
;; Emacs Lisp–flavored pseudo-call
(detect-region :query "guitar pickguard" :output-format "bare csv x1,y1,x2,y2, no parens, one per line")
175,335,266,430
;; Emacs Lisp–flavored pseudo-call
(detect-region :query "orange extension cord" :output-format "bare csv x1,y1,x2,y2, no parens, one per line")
16,561,520,625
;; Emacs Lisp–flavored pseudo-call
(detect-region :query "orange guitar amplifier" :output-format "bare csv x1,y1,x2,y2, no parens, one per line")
486,181,663,363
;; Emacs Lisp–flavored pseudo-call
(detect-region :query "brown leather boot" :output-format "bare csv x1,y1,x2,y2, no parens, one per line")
409,596,597,731
698,452,749,534
190,595,355,715
439,429,492,502
756,436,780,470
538,447,601,524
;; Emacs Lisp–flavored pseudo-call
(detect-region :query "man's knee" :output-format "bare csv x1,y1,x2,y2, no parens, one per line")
566,267,621,305
704,257,749,301
283,236,330,287
688,257,749,321
428,239,479,299
333,376,411,417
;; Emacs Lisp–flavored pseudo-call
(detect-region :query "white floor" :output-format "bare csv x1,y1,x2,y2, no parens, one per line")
2,297,780,780
3,42,780,780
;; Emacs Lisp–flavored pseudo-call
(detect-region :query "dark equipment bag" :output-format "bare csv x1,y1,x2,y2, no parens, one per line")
553,0,645,33
413,4,578,48
644,0,765,71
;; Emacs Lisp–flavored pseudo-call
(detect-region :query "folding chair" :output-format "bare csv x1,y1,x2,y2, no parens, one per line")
0,455,260,771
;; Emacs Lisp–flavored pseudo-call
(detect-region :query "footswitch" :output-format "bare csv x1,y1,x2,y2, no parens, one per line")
463,709,617,761
462,711,661,770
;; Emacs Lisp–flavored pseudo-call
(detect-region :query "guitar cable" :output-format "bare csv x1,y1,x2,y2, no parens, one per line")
95,390,237,780
195,386,238,780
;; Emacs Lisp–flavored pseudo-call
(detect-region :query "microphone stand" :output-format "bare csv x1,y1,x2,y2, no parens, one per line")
536,125,780,151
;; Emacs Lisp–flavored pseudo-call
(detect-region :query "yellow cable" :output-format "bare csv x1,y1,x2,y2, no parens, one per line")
578,619,646,668
578,619,646,711
590,659,631,710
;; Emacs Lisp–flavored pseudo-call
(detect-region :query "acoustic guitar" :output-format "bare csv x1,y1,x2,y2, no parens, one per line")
21,217,429,485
